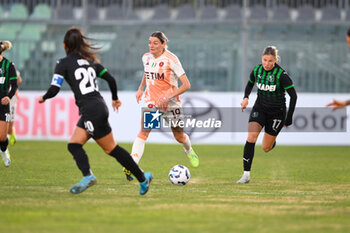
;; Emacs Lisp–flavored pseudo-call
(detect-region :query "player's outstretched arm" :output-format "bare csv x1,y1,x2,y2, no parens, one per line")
112,99,122,112
136,74,146,104
285,87,297,126
327,99,350,110
38,85,60,103
241,80,254,112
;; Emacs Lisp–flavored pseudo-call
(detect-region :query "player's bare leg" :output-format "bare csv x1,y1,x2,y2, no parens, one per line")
262,133,277,152
172,126,199,168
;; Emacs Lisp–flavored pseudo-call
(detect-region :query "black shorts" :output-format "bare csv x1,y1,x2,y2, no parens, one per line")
0,105,10,122
248,105,286,136
77,101,112,140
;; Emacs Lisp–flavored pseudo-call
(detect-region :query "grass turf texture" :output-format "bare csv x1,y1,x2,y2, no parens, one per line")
1,141,350,233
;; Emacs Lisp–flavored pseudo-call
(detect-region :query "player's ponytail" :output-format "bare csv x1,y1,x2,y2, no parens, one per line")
0,41,12,55
263,46,280,62
63,27,100,63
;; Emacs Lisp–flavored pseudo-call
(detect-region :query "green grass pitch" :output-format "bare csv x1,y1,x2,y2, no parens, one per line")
1,141,350,233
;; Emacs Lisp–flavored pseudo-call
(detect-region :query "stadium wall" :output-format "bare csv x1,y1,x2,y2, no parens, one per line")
14,91,350,145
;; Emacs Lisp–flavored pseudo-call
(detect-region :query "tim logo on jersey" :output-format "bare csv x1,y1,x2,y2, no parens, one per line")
143,110,162,129
144,71,165,80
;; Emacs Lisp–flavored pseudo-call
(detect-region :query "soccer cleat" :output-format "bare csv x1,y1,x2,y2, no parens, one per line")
187,149,199,168
139,172,153,195
9,134,16,146
236,175,250,184
123,167,134,181
9,134,17,146
70,175,97,194
1,149,11,167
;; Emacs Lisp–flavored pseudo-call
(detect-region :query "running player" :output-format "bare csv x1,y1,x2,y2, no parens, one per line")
123,31,199,181
38,27,152,194
8,70,22,146
0,41,18,167
326,27,350,110
237,46,297,184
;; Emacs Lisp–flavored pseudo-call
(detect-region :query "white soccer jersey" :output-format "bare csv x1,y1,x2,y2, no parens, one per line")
142,49,185,106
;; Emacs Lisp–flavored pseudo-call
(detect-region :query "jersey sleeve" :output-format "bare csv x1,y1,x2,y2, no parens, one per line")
51,59,65,87
8,62,17,81
172,59,185,77
279,71,294,90
142,54,147,65
249,70,256,84
95,63,108,78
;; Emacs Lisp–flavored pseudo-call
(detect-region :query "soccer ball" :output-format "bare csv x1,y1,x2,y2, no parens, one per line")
168,165,190,185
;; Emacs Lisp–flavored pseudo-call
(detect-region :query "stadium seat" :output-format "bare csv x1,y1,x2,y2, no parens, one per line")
200,4,218,20
105,4,124,20
0,4,27,41
31,3,51,19
125,11,140,20
272,4,291,21
313,25,338,42
287,25,312,40
8,3,28,19
0,5,3,19
296,4,315,21
250,4,268,20
224,4,241,20
18,24,42,40
321,5,341,21
0,26,17,40
56,4,74,20
87,4,99,20
151,4,170,20
175,4,196,20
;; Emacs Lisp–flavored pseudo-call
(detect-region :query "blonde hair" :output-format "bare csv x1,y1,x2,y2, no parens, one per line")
263,46,280,62
0,41,12,55
150,31,168,49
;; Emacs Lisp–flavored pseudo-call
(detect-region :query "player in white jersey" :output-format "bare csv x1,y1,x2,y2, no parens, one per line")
123,31,199,181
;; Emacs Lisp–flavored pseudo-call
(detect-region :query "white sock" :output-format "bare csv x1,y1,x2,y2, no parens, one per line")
182,133,192,155
131,137,146,164
243,171,250,177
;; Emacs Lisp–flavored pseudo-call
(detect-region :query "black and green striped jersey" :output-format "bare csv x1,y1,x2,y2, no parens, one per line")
248,63,294,112
43,54,118,115
0,57,17,99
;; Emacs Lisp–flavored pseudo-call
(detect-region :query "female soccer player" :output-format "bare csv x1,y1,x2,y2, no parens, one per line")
0,41,18,167
237,46,297,184
8,70,22,146
38,27,152,194
123,31,199,181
